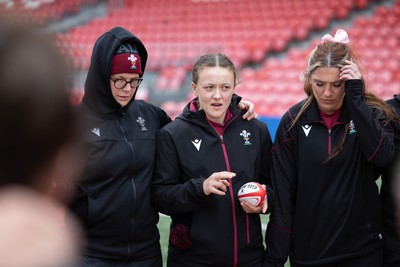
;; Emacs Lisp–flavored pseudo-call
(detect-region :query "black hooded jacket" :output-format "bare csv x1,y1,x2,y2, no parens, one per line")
264,80,395,266
152,97,273,267
68,27,171,262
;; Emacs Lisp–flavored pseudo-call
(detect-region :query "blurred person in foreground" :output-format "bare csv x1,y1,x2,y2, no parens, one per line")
264,29,397,267
151,53,273,267
381,94,400,267
67,27,257,267
0,18,82,267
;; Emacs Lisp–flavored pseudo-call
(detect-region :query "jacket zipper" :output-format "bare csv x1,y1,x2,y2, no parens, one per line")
209,114,240,267
117,119,136,258
220,134,238,267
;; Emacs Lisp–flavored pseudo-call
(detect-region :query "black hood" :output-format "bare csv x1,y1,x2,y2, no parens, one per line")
82,27,148,118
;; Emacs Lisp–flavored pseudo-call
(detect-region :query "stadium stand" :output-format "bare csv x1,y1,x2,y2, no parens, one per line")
0,0,100,24
55,0,372,71
2,0,399,120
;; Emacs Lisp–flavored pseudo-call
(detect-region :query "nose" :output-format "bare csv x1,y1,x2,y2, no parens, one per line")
121,83,133,91
212,88,222,98
323,85,334,97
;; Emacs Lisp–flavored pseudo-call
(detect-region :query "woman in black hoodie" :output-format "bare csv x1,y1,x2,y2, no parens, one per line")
264,29,397,267
152,53,273,267
67,27,257,267
67,26,168,267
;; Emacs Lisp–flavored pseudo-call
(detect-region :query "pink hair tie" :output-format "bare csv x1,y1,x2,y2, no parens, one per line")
321,29,350,44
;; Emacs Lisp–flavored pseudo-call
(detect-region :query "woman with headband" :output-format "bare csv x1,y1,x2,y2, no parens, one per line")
264,29,397,267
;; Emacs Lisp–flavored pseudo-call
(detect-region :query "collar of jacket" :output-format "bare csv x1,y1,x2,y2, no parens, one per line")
302,98,351,126
179,94,243,123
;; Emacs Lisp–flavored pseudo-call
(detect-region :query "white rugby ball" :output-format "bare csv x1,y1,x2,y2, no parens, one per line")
237,182,267,207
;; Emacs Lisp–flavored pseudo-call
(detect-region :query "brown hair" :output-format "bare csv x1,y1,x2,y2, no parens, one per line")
292,42,397,161
192,53,237,86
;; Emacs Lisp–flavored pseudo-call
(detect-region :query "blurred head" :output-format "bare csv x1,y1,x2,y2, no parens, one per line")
0,19,81,196
110,42,143,107
302,42,356,114
191,53,237,124
0,187,81,267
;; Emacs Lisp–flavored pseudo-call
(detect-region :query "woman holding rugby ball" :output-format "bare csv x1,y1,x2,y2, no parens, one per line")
152,53,273,267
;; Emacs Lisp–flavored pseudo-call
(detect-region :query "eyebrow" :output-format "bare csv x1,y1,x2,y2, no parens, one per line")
201,82,232,86
313,78,341,83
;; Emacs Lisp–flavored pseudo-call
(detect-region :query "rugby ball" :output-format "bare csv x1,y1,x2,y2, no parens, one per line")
237,182,267,207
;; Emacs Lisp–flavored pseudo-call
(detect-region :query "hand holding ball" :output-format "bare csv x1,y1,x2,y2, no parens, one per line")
238,182,267,207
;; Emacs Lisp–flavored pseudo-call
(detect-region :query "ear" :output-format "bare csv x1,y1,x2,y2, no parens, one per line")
191,82,198,96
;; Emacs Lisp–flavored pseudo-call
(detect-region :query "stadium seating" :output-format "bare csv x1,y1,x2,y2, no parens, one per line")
56,0,371,70
37,0,400,117
236,0,400,116
0,0,99,24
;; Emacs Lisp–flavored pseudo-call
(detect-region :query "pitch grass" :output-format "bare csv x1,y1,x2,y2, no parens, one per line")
157,213,291,267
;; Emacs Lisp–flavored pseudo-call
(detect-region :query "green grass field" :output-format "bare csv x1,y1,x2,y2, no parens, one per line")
157,213,291,267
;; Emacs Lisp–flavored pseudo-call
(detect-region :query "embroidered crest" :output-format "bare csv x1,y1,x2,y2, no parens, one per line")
348,120,357,135
128,54,138,70
136,117,147,131
240,130,252,146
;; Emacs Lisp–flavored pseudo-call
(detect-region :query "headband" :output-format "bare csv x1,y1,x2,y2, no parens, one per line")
110,42,142,76
321,29,350,44
110,53,142,76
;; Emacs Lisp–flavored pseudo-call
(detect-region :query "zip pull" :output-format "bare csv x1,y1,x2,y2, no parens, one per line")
328,128,332,155
219,135,224,143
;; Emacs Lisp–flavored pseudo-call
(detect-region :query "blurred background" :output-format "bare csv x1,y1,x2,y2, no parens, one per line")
1,0,399,138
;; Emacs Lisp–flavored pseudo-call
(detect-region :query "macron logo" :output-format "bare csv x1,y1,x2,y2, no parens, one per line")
191,139,202,151
91,128,100,137
302,125,311,137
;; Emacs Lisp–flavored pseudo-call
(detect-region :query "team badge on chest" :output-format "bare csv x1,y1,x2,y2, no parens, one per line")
136,117,147,131
240,130,252,146
348,120,357,135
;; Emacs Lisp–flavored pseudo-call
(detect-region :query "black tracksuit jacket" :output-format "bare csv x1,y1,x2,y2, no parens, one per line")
264,80,395,266
152,98,273,267
68,27,171,264
381,94,400,267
